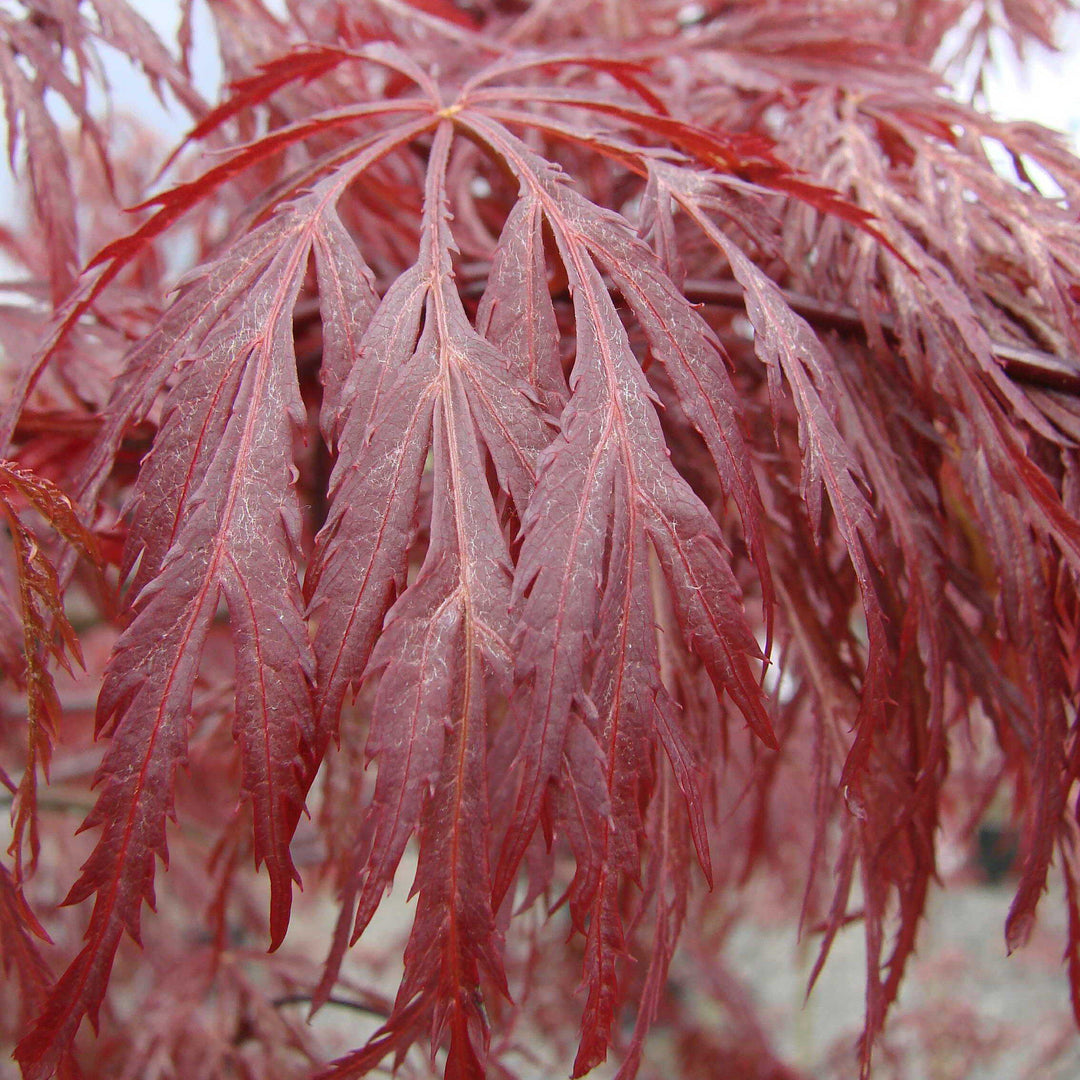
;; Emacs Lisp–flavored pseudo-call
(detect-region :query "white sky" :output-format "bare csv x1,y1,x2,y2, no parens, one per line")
980,9,1080,143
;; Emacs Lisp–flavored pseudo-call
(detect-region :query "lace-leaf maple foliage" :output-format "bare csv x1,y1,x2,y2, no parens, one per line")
2,1,1080,1077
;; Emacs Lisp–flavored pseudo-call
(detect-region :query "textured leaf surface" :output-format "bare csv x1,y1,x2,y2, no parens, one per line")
3,4,1080,1079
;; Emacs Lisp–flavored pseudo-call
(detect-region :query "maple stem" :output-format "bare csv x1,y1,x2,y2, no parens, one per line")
679,279,1080,396
272,994,389,1019
457,262,1080,395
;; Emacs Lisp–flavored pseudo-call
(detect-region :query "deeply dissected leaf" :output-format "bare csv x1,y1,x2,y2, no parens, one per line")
14,198,328,1079
0,461,100,881
3,3,1080,1079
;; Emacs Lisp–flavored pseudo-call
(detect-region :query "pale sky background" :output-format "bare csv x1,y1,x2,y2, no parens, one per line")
979,8,1080,143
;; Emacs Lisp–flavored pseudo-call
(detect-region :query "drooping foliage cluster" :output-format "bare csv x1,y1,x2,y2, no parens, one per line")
2,1,1080,1077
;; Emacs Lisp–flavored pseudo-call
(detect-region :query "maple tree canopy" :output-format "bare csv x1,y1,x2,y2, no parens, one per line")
2,2,1080,1079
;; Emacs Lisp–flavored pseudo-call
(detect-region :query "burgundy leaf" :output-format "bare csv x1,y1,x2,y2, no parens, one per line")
4,7,1080,1080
